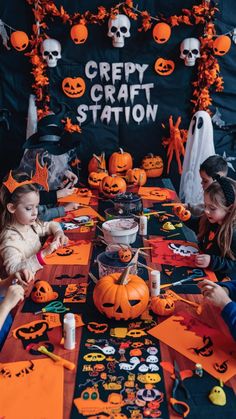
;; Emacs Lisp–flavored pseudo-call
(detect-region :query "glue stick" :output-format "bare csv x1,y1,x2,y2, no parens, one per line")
150,270,160,297
63,313,75,350
139,215,147,236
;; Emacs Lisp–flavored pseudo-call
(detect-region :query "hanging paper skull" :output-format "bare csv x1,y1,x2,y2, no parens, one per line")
108,14,131,48
41,38,62,67
180,38,200,66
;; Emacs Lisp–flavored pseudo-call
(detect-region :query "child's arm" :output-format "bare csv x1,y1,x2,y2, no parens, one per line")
0,284,24,330
41,221,68,247
64,170,78,186
0,270,34,295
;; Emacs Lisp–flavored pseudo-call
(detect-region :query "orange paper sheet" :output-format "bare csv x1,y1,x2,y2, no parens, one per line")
149,237,199,267
54,206,102,222
148,314,236,381
0,358,63,419
44,240,91,265
138,186,177,201
58,188,91,205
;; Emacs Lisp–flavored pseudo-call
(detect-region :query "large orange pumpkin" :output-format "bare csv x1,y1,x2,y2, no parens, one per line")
109,148,133,175
154,58,175,76
62,77,86,98
151,294,175,316
153,23,171,44
70,24,88,44
141,154,164,178
99,175,127,198
213,35,231,56
126,168,147,186
10,31,29,51
88,152,106,173
88,171,107,189
93,266,149,320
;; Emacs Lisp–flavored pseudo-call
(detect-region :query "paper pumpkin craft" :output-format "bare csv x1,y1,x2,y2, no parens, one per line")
74,385,125,416
63,283,88,303
0,359,63,419
138,186,177,202
148,313,236,381
62,76,86,98
149,237,199,267
57,188,91,205
155,58,175,76
13,320,49,348
43,239,91,265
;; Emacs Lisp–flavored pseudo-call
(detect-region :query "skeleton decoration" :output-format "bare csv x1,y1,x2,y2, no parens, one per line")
41,38,61,67
180,38,200,66
0,19,10,50
107,14,131,48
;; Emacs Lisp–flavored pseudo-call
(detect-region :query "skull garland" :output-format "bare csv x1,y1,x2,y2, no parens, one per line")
180,38,200,66
108,14,131,48
41,38,62,67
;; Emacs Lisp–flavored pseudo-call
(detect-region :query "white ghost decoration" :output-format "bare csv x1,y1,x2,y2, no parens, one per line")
179,111,215,205
180,38,200,66
108,14,131,48
41,38,61,67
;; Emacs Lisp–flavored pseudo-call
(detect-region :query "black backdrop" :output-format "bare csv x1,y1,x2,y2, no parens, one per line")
0,0,236,191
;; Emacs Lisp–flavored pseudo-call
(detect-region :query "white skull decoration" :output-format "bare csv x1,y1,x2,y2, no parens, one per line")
180,38,200,66
108,14,131,48
41,38,61,67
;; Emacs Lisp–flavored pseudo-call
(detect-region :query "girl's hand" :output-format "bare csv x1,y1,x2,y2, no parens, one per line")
53,230,69,247
9,269,34,289
64,170,78,186
64,202,80,212
41,241,59,257
198,279,231,309
57,183,76,199
195,253,211,268
3,284,25,311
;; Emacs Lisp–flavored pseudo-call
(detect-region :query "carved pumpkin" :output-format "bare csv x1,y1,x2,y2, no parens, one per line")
153,23,171,44
93,266,149,320
99,175,127,198
88,152,106,173
154,58,175,76
31,280,58,303
126,168,147,186
70,24,88,44
118,247,132,263
141,154,164,178
151,294,175,316
62,77,86,98
109,148,133,175
173,204,191,221
88,171,108,189
213,35,231,56
10,31,29,51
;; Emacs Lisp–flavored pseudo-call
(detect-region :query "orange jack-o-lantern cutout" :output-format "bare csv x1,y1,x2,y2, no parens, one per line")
93,266,149,321
151,294,175,316
213,35,231,56
70,24,88,44
109,148,133,176
126,168,147,186
149,188,173,201
62,77,86,98
141,154,164,178
56,248,74,256
153,23,171,44
88,171,107,189
118,247,133,263
14,321,49,341
99,175,127,198
155,58,175,76
31,280,58,304
173,204,191,221
88,152,106,173
10,31,29,51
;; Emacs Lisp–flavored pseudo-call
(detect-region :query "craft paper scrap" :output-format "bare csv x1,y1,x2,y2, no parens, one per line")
0,358,63,419
138,186,177,201
58,188,91,205
148,314,236,381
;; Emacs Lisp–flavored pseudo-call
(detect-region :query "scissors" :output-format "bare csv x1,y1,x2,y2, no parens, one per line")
170,360,191,417
34,301,70,315
161,268,205,289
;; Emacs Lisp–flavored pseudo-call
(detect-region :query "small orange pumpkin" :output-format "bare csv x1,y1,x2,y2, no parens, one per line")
88,152,106,173
153,23,171,44
99,175,127,198
173,204,191,221
93,266,149,320
109,148,133,176
88,171,108,189
141,154,164,178
10,31,29,51
154,58,175,76
62,77,86,98
70,24,88,44
151,294,175,316
126,168,147,186
213,35,231,56
118,247,133,263
31,280,58,303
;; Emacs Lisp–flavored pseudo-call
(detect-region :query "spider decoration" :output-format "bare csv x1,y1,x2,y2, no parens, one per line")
162,115,188,174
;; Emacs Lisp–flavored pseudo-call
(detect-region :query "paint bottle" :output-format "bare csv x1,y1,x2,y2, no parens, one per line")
150,270,160,297
139,215,147,236
63,313,75,350
195,363,203,377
